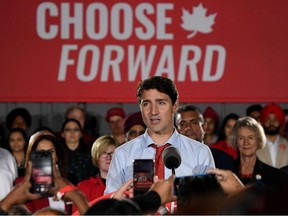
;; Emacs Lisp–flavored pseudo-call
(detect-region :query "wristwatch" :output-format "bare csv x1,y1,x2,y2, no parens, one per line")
56,185,77,200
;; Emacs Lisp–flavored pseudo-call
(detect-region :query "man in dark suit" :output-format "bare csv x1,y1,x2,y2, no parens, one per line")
175,105,235,172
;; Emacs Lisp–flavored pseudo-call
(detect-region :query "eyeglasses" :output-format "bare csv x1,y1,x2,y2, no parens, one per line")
63,128,81,133
100,152,114,158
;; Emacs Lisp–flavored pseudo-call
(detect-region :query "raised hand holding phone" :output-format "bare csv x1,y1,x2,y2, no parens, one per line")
30,150,54,197
133,159,154,197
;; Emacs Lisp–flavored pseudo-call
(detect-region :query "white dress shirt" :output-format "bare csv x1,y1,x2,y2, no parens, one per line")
105,129,215,194
0,148,18,200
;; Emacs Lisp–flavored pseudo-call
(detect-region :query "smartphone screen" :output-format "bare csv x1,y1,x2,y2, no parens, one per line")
30,150,53,197
133,159,154,197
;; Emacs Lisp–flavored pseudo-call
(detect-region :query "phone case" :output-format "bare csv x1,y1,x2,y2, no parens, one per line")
133,159,154,197
30,150,53,197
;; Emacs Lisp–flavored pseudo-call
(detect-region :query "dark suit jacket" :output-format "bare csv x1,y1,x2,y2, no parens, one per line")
234,157,288,191
209,147,236,172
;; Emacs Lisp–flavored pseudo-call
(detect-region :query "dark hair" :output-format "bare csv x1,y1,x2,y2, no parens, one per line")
136,76,178,105
6,108,32,130
85,199,141,215
33,126,56,136
177,105,202,114
61,118,83,133
176,174,225,214
246,104,262,116
217,113,239,142
26,134,67,178
7,128,28,152
34,207,66,215
175,105,204,126
61,118,85,151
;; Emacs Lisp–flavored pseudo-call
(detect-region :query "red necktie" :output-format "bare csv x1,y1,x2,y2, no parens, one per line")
150,143,171,179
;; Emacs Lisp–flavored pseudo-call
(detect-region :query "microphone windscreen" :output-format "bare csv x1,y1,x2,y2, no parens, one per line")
162,146,181,170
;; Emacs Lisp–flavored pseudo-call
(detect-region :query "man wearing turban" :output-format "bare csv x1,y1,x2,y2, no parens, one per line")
257,103,288,168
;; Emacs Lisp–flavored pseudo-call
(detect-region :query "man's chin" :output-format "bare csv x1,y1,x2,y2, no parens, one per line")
265,127,280,135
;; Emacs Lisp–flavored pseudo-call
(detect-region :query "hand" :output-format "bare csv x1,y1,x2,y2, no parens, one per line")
0,162,42,212
50,162,89,215
207,169,245,196
49,162,72,199
111,178,133,199
150,175,177,205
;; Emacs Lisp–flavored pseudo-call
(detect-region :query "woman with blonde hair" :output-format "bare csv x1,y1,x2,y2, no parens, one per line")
73,135,117,212
232,116,288,191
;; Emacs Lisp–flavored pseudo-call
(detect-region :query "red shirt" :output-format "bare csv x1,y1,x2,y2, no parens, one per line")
72,176,105,213
15,176,70,214
211,140,238,159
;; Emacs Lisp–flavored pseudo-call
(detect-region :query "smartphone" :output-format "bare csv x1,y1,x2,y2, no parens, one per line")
133,159,154,197
174,174,222,196
30,150,53,197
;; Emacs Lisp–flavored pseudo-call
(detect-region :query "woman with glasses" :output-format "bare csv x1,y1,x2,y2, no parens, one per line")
61,118,97,185
72,135,117,213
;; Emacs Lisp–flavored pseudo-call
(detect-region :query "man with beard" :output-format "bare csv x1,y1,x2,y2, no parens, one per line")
257,103,288,168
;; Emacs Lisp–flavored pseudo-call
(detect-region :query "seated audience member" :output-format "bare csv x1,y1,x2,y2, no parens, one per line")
257,103,288,168
73,135,117,213
0,157,90,215
15,131,68,214
106,107,126,145
123,111,146,142
61,119,97,185
246,104,262,122
203,106,219,145
6,107,32,133
175,105,235,172
62,106,97,148
0,148,17,200
231,116,288,191
7,128,28,177
211,113,239,159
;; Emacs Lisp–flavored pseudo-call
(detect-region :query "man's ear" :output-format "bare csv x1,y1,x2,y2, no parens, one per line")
202,121,208,133
173,100,179,113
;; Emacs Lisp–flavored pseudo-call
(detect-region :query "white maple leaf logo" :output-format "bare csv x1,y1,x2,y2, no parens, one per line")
181,3,217,38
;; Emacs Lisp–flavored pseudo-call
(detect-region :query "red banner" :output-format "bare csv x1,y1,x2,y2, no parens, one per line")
1,0,288,102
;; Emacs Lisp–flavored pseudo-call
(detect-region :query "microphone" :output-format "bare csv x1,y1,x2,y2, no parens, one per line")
162,146,181,175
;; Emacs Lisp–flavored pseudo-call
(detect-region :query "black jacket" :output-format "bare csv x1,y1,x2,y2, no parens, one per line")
234,157,288,191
